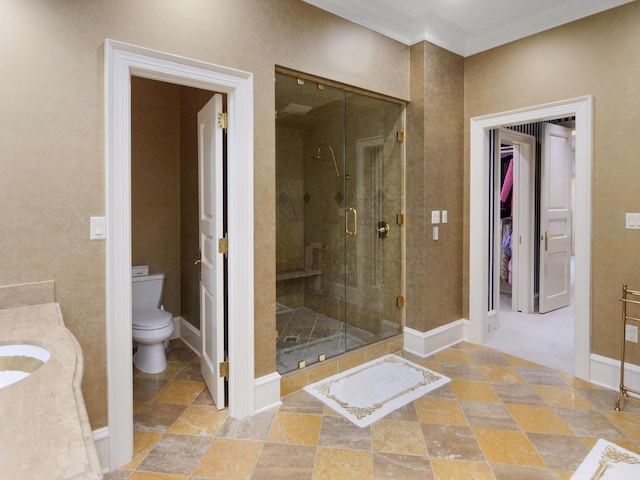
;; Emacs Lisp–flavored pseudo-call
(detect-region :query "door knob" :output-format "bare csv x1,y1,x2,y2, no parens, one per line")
377,221,390,239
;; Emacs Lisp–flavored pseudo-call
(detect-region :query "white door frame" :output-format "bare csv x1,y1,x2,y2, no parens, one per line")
105,39,255,470
470,96,592,381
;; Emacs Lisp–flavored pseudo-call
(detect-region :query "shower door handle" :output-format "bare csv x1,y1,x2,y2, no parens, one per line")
377,221,390,239
345,208,358,236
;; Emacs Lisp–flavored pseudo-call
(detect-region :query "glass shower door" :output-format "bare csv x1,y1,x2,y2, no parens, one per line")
275,71,404,375
343,93,404,350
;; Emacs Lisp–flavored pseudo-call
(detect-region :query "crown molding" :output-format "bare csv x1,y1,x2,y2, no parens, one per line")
304,0,635,56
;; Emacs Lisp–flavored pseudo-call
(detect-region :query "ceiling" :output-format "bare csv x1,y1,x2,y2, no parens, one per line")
303,0,635,56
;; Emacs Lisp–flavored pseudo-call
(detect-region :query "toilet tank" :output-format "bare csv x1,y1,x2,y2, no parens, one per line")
132,273,166,311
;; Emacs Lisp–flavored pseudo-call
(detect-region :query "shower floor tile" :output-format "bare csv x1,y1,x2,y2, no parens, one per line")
276,306,392,374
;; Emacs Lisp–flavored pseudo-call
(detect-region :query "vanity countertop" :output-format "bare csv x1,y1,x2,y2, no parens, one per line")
0,302,102,479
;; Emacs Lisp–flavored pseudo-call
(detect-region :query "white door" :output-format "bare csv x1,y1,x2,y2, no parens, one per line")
497,129,535,314
198,94,226,409
539,123,572,313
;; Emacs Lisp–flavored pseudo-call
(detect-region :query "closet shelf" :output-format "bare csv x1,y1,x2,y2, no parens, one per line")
276,269,322,282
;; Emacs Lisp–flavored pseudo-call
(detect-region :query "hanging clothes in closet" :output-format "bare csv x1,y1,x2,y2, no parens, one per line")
500,147,514,286
500,151,514,218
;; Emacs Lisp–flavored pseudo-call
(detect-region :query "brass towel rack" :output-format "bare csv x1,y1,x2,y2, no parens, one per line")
615,284,640,411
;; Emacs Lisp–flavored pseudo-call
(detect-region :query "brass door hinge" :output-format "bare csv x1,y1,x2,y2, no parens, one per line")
218,112,228,131
219,360,229,379
218,236,228,255
396,214,405,225
397,131,404,143
397,296,405,308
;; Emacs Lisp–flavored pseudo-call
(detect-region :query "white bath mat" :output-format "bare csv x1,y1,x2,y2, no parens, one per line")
571,439,640,479
304,354,450,427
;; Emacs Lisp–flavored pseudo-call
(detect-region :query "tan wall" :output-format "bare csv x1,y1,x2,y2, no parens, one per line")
132,78,212,328
0,0,408,428
131,77,182,315
406,42,465,332
464,1,640,362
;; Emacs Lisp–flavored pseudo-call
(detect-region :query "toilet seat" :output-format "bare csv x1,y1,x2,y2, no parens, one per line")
133,309,173,331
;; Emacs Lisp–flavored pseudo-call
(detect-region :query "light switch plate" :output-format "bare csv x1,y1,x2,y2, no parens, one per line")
626,213,640,230
90,216,106,240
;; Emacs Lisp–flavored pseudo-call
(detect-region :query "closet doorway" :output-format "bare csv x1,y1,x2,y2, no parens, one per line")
487,120,576,373
468,96,592,382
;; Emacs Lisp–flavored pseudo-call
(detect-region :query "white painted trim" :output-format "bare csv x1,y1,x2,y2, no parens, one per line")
470,96,593,382
589,354,640,399
92,427,110,474
254,372,283,414
303,0,635,56
180,325,281,414
497,129,536,315
403,320,468,358
105,39,255,471
170,316,181,340
179,317,202,356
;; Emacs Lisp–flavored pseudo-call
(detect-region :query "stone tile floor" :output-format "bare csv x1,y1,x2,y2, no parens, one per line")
105,340,640,479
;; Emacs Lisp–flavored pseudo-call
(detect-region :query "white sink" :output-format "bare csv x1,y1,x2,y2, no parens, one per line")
0,344,51,389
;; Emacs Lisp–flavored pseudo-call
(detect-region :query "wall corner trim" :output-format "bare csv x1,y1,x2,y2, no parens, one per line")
403,319,469,358
254,372,282,414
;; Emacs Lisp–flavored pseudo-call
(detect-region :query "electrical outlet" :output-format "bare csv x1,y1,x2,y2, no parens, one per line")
625,325,639,343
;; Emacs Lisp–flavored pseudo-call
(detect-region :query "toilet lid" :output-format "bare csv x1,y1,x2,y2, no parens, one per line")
132,309,173,331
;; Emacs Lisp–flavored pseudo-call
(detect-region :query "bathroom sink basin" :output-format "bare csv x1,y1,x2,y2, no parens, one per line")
0,344,51,389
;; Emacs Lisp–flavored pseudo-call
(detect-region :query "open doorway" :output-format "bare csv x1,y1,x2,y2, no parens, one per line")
484,120,576,374
105,40,255,471
130,75,230,402
468,96,593,383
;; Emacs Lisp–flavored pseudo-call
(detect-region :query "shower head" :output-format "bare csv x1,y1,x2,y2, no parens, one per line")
315,144,340,177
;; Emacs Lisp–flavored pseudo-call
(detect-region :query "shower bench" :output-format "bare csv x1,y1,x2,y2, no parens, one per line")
276,268,322,282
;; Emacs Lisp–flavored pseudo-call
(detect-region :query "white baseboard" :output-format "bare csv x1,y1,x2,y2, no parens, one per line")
403,319,468,358
179,317,201,356
170,316,181,340
589,353,640,398
254,371,282,414
92,427,110,474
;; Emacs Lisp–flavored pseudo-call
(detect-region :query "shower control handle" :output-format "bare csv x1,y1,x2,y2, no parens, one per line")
345,208,357,236
377,221,390,239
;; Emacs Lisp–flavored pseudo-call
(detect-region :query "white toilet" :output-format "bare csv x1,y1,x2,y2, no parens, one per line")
132,269,175,374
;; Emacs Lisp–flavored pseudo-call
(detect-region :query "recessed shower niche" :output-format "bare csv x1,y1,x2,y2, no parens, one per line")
275,70,405,374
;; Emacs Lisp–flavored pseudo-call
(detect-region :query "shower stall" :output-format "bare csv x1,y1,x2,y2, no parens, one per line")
275,70,405,375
